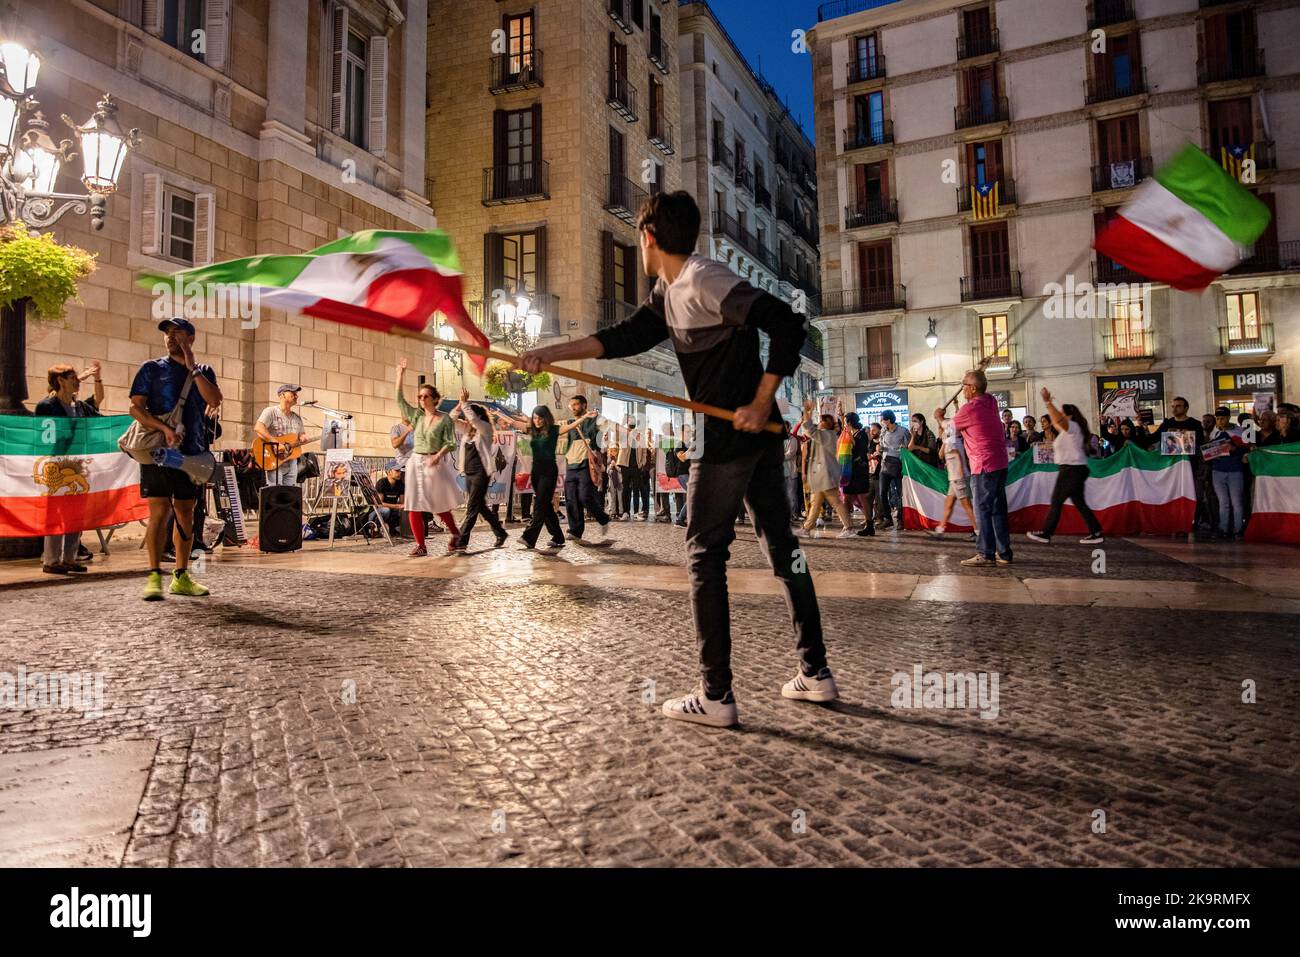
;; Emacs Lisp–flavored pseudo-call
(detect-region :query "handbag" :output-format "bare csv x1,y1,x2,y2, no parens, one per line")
118,371,196,464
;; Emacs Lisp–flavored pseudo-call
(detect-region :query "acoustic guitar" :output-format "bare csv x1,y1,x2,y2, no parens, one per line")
251,432,321,470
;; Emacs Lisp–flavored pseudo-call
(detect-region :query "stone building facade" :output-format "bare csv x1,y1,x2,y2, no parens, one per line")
13,0,432,454
809,0,1298,426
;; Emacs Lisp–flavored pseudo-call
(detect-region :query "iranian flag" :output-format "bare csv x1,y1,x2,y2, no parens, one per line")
1243,443,1300,543
140,230,490,373
0,415,149,537
1094,143,1271,291
901,444,1195,535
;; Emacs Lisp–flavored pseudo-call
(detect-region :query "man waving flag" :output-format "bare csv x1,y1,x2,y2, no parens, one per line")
1094,142,1271,291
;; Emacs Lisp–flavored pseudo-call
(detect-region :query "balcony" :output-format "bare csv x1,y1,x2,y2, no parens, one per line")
1207,140,1276,173
795,217,819,248
607,0,632,34
1198,49,1265,84
713,210,778,271
1094,256,1146,285
847,54,886,85
604,174,649,224
956,177,1016,212
1089,0,1135,29
845,198,898,228
775,146,791,172
955,96,1009,130
960,271,1021,302
1229,240,1300,276
801,337,824,365
1091,156,1153,193
858,352,898,381
843,120,893,151
608,73,638,122
712,138,734,172
776,200,795,225
489,51,543,93
755,182,772,210
1085,68,1147,104
648,116,675,155
648,27,671,74
1103,330,1156,361
482,161,550,205
957,28,999,60
973,342,1018,373
469,291,561,340
1219,323,1275,356
735,164,754,194
597,298,637,331
821,285,906,316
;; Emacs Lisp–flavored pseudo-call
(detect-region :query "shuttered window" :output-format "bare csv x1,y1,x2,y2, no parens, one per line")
857,240,893,291
1096,113,1140,165
980,314,1009,361
863,325,893,379
1208,97,1253,155
970,223,1009,279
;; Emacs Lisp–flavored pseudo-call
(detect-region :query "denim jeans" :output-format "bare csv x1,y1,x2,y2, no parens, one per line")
564,463,609,538
970,468,1012,559
42,531,81,566
686,441,827,697
878,461,902,521
1212,469,1245,535
266,457,299,486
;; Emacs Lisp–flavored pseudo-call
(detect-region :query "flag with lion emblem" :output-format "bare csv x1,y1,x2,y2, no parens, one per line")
0,414,149,536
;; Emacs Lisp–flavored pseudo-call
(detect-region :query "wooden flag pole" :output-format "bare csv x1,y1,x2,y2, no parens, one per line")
389,324,786,435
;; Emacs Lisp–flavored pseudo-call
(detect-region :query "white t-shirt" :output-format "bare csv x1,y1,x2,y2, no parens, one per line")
1053,420,1088,466
258,406,303,438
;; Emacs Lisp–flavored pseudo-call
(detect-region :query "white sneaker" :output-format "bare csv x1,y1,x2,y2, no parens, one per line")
595,522,613,544
782,667,839,703
662,685,738,728
837,528,856,539
1025,531,1051,544
794,526,810,538
1080,533,1105,545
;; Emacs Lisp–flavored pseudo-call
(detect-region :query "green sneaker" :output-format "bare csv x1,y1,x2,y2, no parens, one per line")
142,571,165,601
169,569,210,597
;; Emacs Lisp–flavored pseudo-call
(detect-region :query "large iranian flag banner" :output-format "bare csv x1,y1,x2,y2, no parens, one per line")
901,444,1195,535
0,415,149,537
1243,443,1300,544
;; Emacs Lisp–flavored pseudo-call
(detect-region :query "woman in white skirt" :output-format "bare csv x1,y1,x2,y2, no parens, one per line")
395,358,463,555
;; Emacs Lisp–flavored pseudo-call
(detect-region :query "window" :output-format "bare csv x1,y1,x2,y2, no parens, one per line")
862,325,894,379
854,161,887,206
970,223,1010,278
1095,31,1140,93
162,0,204,60
1208,97,1253,156
1097,113,1140,166
631,0,644,30
1201,10,1260,80
612,242,635,303
967,140,1003,186
854,92,884,143
1225,292,1259,344
963,6,992,45
857,240,893,291
328,4,386,155
609,126,625,178
980,314,1009,361
342,31,368,147
649,160,663,196
1109,298,1146,357
485,229,542,297
164,188,196,264
853,33,879,78
504,11,535,77
491,105,543,199
961,64,997,118
649,74,665,137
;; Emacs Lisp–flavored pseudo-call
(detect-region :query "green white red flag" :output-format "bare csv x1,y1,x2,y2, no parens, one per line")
1242,443,1300,544
0,414,149,537
1094,143,1271,291
140,230,490,373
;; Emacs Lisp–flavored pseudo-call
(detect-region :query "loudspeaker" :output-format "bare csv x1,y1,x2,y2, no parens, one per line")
258,485,303,552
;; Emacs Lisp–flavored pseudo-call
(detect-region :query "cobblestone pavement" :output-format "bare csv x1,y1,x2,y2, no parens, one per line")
1,522,1297,867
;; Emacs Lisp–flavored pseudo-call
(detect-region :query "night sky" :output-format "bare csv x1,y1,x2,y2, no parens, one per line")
703,0,828,142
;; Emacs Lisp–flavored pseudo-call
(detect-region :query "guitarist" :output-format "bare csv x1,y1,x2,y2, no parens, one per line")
255,384,310,485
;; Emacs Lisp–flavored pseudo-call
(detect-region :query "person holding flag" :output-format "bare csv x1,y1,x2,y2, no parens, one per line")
521,191,838,727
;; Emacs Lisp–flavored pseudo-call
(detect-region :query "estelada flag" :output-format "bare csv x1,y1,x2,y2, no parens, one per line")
140,230,491,373
1094,143,1271,291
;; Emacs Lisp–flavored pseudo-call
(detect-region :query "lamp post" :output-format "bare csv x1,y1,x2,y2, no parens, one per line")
0,39,140,414
494,287,544,356
924,316,939,350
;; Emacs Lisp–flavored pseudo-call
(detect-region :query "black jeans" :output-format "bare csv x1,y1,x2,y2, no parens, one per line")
456,460,504,547
619,465,639,516
687,441,827,697
522,467,564,547
564,463,609,538
1041,464,1102,538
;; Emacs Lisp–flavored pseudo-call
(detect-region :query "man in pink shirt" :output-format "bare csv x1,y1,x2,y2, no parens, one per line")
952,369,1012,566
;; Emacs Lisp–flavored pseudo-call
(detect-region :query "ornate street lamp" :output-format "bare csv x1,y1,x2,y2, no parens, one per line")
924,316,939,350
0,38,142,415
494,287,544,355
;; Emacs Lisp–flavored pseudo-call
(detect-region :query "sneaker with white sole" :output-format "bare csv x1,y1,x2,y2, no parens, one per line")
1025,531,1050,544
1080,533,1105,545
594,522,613,545
782,667,839,703
662,685,738,727
961,555,996,567
837,528,856,539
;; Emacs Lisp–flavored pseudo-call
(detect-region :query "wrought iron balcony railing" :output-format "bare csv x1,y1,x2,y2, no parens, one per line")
1085,68,1147,104
735,165,754,194
956,177,1016,211
649,116,675,155
1103,330,1155,361
858,352,898,381
955,96,1009,130
960,270,1021,302
843,120,893,151
608,72,638,121
847,54,886,84
957,28,999,60
604,174,648,224
1089,0,1135,30
845,198,898,228
1093,256,1146,285
648,27,671,74
482,161,550,205
755,182,772,209
1219,323,1275,356
1091,156,1153,192
607,0,632,34
712,138,734,172
1198,49,1265,84
489,50,543,93
821,285,906,316
1230,240,1300,275
973,342,1018,373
